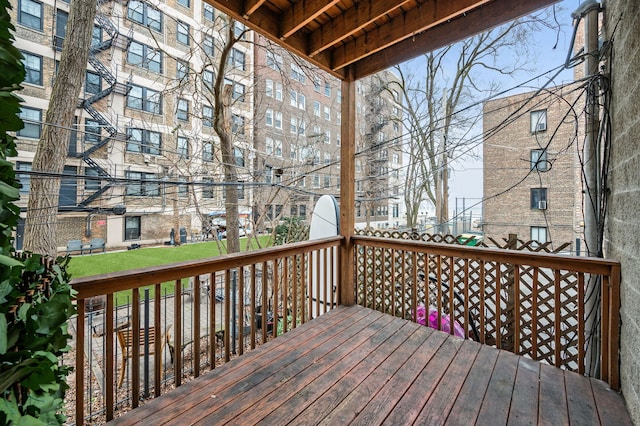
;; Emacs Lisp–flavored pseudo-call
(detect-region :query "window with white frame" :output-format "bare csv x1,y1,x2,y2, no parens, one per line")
324,81,331,96
291,63,305,83
530,109,547,133
266,109,273,126
313,101,320,117
266,51,283,71
274,111,283,129
126,171,159,196
266,79,273,98
324,105,330,121
530,226,548,243
324,130,331,144
275,140,282,157
266,137,274,155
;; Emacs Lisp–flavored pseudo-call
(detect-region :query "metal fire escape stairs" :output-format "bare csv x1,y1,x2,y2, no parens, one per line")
77,11,132,207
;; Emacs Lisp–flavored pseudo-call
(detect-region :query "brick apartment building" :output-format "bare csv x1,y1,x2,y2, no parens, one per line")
10,0,404,251
482,85,584,249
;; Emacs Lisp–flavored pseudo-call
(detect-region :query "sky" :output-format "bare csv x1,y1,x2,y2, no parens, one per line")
418,0,585,218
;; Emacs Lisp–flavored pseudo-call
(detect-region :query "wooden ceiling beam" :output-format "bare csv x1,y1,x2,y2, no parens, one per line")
242,0,267,19
308,0,412,57
203,0,343,78
332,0,490,71
352,0,560,79
280,0,341,40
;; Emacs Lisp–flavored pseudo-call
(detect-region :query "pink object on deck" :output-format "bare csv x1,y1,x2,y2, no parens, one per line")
415,306,465,338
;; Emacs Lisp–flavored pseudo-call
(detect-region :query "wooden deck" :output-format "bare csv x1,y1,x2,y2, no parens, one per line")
111,305,630,425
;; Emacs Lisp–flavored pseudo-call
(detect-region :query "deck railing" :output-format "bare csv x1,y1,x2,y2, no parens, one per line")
352,235,620,390
69,237,341,425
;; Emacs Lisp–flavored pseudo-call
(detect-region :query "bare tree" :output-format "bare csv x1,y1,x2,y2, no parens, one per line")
23,0,97,257
394,19,543,232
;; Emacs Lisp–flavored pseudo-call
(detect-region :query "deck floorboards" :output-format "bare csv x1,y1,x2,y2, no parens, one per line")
111,305,631,425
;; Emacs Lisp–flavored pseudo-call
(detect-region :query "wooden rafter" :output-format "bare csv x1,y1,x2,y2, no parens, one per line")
280,0,341,40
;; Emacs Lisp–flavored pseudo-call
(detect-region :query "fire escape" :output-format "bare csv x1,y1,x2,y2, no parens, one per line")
77,12,131,207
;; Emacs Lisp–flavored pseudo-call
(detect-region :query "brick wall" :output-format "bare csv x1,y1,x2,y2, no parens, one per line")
482,88,583,249
605,0,640,421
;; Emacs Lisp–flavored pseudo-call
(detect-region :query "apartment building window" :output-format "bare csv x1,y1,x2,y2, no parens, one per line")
177,136,189,159
228,48,245,70
176,98,189,120
265,165,273,183
234,147,244,167
313,175,320,188
336,135,341,146
203,34,215,56
203,142,213,162
128,0,162,32
393,153,400,164
337,89,342,103
266,137,274,155
22,51,42,85
84,119,101,144
202,178,214,198
177,21,190,45
274,111,283,129
530,109,547,133
324,105,330,121
203,69,214,87
313,101,320,117
19,0,42,30
324,130,331,144
289,90,305,109
126,171,160,196
299,205,307,219
324,176,330,188
530,226,548,243
91,25,102,47
85,71,101,95
203,105,213,127
225,79,245,101
266,109,273,127
177,178,188,197
53,9,68,49
275,140,282,157
238,183,245,200
176,60,189,80
18,107,41,139
530,149,548,171
324,152,331,165
275,204,283,217
232,114,245,134
203,3,214,21
124,216,141,240
234,21,246,39
126,128,161,155
530,187,548,209
128,41,163,73
392,204,399,218
324,81,331,96
177,0,189,8
290,117,297,134
290,63,305,83
266,52,283,71
85,168,101,192
127,84,162,114
16,162,31,195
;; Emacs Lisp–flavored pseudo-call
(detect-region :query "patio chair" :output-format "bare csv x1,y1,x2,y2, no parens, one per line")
88,238,105,253
116,326,174,388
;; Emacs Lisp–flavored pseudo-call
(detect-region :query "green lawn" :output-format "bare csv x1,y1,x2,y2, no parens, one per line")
68,236,272,305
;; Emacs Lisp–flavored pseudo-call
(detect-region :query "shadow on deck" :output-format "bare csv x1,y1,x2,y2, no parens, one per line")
111,305,630,425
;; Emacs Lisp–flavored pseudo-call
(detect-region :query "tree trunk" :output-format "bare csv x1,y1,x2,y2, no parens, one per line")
23,0,97,257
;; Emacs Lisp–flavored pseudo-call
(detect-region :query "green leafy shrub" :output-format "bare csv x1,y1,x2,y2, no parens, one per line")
0,0,75,423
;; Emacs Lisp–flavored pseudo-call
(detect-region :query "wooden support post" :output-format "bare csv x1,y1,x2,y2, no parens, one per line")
339,66,356,306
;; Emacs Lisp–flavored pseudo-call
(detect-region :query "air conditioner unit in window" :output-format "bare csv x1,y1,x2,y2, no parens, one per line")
538,200,547,210
537,122,546,131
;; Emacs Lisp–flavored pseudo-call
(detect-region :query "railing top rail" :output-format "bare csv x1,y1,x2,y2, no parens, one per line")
71,236,343,299
352,235,620,276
